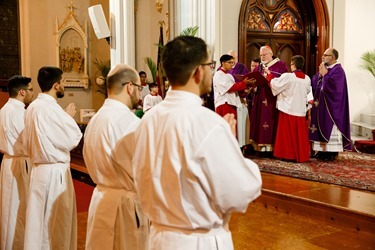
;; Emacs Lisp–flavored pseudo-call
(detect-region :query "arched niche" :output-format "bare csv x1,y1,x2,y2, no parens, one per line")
56,4,89,89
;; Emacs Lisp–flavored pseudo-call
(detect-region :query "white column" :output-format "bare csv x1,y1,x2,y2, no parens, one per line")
110,0,135,67
173,0,217,59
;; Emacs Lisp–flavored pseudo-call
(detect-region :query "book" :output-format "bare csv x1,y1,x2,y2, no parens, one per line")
234,71,268,86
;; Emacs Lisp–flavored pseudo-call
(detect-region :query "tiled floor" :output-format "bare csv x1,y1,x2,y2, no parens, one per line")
73,164,375,249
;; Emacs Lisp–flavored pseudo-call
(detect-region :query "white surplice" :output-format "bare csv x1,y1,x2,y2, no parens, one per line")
270,72,312,117
133,90,262,250
23,93,82,250
142,94,163,112
0,98,32,249
83,99,149,250
213,70,242,109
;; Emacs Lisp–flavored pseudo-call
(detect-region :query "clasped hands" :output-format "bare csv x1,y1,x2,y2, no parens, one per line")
318,62,328,77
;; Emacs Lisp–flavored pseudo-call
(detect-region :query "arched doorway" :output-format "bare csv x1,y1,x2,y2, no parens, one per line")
238,0,329,76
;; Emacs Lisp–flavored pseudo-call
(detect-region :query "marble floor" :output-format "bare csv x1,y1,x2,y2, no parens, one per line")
74,168,375,250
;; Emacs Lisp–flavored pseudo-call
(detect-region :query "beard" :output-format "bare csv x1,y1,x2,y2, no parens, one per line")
56,86,65,98
130,92,139,109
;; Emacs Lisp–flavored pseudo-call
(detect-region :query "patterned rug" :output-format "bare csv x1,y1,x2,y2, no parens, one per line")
247,151,375,191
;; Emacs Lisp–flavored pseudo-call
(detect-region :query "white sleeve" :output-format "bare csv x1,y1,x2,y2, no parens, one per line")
143,95,152,112
270,73,290,96
196,123,262,214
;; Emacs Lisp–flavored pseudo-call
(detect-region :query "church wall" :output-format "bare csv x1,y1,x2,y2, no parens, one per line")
332,0,375,120
19,0,110,121
19,0,374,122
135,0,169,83
219,0,374,121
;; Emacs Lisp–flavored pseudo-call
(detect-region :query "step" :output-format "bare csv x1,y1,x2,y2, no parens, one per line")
351,121,375,139
360,113,375,126
258,173,375,234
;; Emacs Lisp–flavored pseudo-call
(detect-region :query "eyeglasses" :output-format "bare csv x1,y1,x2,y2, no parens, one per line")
323,54,333,57
225,61,235,65
122,82,143,91
200,61,217,69
260,53,269,57
132,82,143,91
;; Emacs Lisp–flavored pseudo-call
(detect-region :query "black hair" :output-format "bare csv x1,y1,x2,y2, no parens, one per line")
220,54,234,64
37,66,63,92
291,55,305,70
162,36,208,86
148,82,158,90
8,75,32,97
252,57,261,63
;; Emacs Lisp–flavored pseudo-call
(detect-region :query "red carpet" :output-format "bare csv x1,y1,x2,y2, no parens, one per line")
73,179,94,213
247,151,375,191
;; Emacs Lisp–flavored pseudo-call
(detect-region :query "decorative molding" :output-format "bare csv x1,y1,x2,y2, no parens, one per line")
56,1,89,89
156,0,164,13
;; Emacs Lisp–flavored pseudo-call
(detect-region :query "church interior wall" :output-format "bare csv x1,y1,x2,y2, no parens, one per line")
17,0,375,122
334,0,375,120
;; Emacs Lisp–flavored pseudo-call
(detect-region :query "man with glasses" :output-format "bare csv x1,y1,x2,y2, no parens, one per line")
213,54,253,131
83,64,149,249
249,45,288,155
23,67,82,249
309,48,351,161
0,75,33,249
131,36,261,250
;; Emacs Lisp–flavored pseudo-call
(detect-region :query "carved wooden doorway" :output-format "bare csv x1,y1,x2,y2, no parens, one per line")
238,0,329,76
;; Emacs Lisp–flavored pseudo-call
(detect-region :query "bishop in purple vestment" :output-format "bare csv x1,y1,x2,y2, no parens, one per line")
249,46,288,152
309,48,352,160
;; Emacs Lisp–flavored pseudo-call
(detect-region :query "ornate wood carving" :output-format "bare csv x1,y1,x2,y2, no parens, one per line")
239,0,329,76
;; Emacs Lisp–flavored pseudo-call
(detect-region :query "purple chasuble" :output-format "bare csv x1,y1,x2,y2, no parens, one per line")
249,60,288,151
229,62,249,82
309,63,352,150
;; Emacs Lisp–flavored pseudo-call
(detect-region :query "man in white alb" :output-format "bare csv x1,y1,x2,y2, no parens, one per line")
0,75,33,249
83,64,149,250
23,66,82,250
132,36,262,250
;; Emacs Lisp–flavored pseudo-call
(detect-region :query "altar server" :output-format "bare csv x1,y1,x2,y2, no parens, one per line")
23,66,82,249
83,64,149,250
0,75,33,249
269,55,312,162
132,36,262,250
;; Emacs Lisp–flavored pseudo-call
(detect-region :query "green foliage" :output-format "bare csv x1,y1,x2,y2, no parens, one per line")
180,26,199,36
144,26,199,81
93,58,111,77
145,57,157,82
360,50,375,78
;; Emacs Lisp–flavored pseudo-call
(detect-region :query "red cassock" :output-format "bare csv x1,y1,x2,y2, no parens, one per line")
274,111,310,162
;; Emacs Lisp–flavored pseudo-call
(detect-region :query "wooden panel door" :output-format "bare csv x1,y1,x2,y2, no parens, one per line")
246,35,304,72
238,0,329,76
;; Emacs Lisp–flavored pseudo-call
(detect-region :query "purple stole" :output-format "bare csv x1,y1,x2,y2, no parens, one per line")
309,64,352,150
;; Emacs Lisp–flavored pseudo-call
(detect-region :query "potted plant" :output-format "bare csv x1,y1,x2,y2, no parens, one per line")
93,58,111,97
360,50,375,78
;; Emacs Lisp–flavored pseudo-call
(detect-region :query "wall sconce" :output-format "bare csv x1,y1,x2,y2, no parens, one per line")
156,0,164,13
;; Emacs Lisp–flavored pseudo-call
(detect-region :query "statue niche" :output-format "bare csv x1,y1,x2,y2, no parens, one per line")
56,3,89,89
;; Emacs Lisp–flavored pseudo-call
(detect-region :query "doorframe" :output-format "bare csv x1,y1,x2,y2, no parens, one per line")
238,0,329,74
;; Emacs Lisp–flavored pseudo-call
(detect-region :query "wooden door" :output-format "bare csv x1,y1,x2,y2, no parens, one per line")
238,0,329,76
